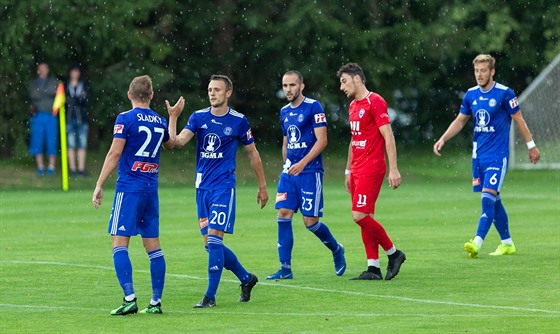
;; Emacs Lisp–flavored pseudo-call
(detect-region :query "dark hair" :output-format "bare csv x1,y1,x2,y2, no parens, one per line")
129,75,153,102
210,74,233,92
337,63,366,83
284,70,303,84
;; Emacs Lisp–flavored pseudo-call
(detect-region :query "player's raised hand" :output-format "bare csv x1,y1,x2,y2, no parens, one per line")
92,185,103,209
433,139,445,156
388,168,401,190
257,186,269,209
529,147,540,164
165,96,185,118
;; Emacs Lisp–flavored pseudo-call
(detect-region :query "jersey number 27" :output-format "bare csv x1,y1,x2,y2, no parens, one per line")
135,126,165,158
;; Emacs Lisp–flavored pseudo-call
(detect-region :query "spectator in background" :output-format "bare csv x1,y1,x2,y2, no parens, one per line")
65,65,89,177
28,62,59,176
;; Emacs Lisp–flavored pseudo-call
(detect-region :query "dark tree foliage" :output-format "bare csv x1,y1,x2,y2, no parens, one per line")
1,0,558,156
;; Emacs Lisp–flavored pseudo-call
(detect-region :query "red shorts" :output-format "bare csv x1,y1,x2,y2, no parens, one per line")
349,172,385,214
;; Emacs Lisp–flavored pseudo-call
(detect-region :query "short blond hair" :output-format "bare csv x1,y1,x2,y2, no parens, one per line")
472,54,496,70
129,75,153,102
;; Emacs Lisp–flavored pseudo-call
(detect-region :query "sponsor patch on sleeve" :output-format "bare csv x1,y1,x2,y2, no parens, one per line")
114,124,124,134
314,113,326,123
509,97,519,109
246,129,253,140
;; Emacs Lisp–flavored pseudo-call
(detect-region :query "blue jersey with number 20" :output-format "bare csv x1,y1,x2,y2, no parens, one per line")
459,82,520,160
113,107,170,192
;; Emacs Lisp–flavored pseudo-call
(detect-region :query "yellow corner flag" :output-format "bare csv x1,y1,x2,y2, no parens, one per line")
53,82,69,191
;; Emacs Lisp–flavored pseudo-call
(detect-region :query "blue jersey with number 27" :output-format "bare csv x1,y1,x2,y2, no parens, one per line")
113,107,170,192
459,82,520,160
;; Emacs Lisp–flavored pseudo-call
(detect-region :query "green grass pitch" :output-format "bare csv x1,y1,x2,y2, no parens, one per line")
0,165,558,332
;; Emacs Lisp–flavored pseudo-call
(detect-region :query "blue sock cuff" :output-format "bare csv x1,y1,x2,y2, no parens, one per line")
148,249,164,260
306,222,321,232
277,217,292,224
207,235,223,246
481,192,497,202
112,246,128,255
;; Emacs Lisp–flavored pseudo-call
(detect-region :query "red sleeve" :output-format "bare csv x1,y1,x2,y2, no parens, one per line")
370,94,390,128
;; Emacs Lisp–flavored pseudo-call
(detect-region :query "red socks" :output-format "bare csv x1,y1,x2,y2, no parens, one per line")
356,216,394,256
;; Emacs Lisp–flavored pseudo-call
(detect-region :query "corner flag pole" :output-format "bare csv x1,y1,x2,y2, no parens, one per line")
53,82,68,191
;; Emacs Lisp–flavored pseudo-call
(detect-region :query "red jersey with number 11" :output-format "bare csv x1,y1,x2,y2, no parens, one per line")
348,92,391,174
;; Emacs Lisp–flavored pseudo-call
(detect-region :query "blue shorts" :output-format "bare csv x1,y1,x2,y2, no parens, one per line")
108,191,160,238
472,157,508,193
29,111,58,156
196,188,236,235
66,121,89,149
275,172,324,217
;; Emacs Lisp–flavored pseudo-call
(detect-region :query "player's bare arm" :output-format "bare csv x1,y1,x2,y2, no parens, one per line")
92,138,126,209
244,143,269,209
379,124,401,189
344,142,352,193
433,113,471,156
282,136,287,162
288,126,327,176
511,111,540,164
173,128,195,149
164,97,185,149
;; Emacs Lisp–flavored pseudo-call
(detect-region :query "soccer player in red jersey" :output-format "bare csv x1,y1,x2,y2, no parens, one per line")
337,63,406,280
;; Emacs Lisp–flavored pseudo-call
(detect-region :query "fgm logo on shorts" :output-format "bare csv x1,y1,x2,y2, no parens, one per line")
199,218,209,229
472,178,481,186
276,192,287,203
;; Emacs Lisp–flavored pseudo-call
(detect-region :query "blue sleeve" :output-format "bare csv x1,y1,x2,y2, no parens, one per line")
162,118,170,143
280,110,287,136
311,101,327,128
459,92,472,116
113,113,128,139
239,116,255,146
504,89,520,115
185,112,197,133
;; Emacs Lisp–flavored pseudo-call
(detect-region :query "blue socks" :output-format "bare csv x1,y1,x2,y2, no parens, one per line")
307,221,339,252
223,245,251,285
493,196,511,240
113,246,134,297
277,217,294,269
206,235,224,301
476,192,497,239
148,249,166,303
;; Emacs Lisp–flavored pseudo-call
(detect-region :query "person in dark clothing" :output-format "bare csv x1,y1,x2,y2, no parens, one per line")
65,66,89,176
28,62,58,176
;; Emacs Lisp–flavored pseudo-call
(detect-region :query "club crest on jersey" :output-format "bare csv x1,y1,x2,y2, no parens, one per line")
224,127,233,135
201,133,223,159
286,125,307,149
489,99,496,107
474,109,494,133
298,114,304,122
472,178,481,186
314,113,326,124
509,97,519,109
276,192,287,202
114,124,124,134
359,109,365,118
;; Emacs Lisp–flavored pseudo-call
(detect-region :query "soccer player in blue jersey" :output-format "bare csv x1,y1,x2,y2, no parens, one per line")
266,70,346,280
434,54,540,258
168,74,269,308
92,75,185,315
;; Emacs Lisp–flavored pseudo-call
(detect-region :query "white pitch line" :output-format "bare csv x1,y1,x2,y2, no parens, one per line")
0,304,557,318
2,260,559,315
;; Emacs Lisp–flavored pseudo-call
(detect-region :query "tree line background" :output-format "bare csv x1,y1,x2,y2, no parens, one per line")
1,0,558,157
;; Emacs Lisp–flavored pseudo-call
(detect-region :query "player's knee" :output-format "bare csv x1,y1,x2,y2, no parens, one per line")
352,211,367,223
303,216,319,227
277,209,294,219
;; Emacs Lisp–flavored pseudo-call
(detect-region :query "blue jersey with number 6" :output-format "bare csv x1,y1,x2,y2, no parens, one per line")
459,82,520,160
113,107,170,192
